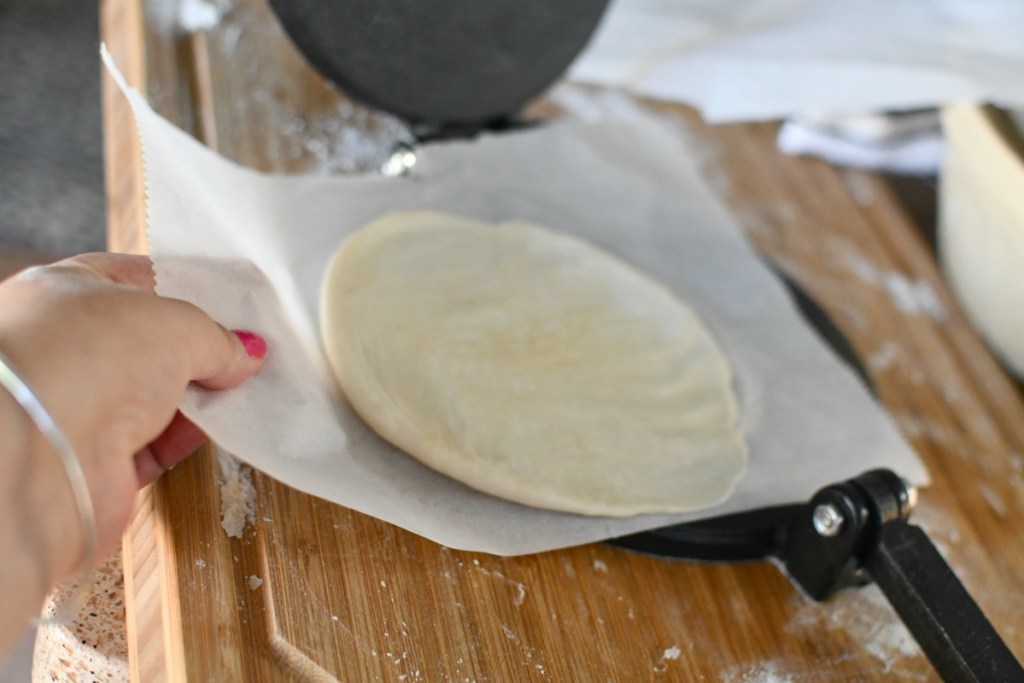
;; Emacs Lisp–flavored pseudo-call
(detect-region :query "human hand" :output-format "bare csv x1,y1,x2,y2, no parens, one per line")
0,253,266,592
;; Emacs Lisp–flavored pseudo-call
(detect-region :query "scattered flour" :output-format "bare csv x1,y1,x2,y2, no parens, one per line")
178,0,226,33
195,558,206,569
866,341,927,384
247,575,263,591
842,252,947,321
592,559,608,573
786,584,924,678
1012,452,1024,472
867,341,903,372
218,449,257,538
863,622,919,664
884,272,946,320
842,169,876,207
652,644,683,673
176,0,408,174
276,100,410,174
739,202,800,239
895,415,956,446
473,563,527,607
978,483,1009,518
548,83,736,198
723,660,795,683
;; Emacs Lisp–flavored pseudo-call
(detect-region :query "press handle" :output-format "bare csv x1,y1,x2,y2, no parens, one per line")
783,470,1024,683
868,520,1024,683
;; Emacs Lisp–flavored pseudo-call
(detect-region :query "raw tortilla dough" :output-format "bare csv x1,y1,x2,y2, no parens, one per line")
320,211,747,516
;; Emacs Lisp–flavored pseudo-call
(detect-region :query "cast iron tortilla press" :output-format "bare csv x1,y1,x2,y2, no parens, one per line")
265,4,1023,680
267,0,608,136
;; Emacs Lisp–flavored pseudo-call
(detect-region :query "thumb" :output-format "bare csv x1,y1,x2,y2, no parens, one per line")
155,296,267,389
195,327,268,390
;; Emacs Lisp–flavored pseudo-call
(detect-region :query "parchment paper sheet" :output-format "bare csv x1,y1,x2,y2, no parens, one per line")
570,0,1024,122
105,50,925,555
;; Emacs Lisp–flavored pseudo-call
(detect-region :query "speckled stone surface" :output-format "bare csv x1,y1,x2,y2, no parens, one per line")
32,551,129,682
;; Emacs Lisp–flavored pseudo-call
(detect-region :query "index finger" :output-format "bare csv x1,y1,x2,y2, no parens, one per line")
160,297,269,390
62,252,157,292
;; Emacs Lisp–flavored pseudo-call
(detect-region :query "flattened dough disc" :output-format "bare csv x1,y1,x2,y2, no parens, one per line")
320,211,747,516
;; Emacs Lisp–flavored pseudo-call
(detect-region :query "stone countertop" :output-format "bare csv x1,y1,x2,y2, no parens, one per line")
33,551,128,682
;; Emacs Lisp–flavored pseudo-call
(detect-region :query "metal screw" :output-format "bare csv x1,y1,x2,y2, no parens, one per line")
382,143,417,177
902,478,918,516
812,503,845,537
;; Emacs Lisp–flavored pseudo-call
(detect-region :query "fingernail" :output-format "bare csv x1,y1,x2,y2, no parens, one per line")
233,330,268,359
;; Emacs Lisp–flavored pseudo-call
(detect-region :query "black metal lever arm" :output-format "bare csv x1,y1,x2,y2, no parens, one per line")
869,520,1024,683
782,470,1024,683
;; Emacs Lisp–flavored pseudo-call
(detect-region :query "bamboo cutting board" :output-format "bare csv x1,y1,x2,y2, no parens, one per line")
102,0,1024,680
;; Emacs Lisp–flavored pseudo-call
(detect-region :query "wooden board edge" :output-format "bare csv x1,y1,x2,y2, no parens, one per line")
100,0,174,680
122,485,187,682
100,0,149,255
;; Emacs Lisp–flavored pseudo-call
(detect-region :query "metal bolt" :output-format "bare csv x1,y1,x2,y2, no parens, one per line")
382,143,417,177
812,503,845,537
902,478,918,516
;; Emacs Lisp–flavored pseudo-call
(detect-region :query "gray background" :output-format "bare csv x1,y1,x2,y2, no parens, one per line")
0,2,105,677
0,0,105,256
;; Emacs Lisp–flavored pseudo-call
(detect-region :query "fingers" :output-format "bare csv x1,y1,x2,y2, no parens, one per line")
60,252,157,292
161,297,268,390
67,252,268,431
133,447,164,486
70,254,268,388
197,325,268,391
61,253,267,453
134,412,208,486
132,321,265,485
52,254,268,389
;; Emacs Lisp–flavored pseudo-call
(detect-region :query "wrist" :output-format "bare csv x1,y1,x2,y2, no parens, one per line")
0,354,84,589
0,387,82,648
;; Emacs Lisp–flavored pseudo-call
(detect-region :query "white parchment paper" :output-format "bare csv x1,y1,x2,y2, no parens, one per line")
104,50,926,556
570,0,1024,122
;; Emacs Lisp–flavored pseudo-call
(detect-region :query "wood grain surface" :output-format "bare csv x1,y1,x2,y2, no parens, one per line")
102,0,1024,680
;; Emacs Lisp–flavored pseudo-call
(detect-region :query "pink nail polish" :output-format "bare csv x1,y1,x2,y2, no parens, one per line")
233,330,268,359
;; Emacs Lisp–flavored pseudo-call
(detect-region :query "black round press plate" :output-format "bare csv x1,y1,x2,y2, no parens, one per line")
610,270,874,562
267,0,609,132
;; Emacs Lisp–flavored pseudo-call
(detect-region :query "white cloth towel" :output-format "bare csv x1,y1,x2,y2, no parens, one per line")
569,0,1024,123
777,111,943,175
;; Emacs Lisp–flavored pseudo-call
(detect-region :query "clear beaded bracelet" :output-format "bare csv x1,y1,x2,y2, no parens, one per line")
0,350,97,625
